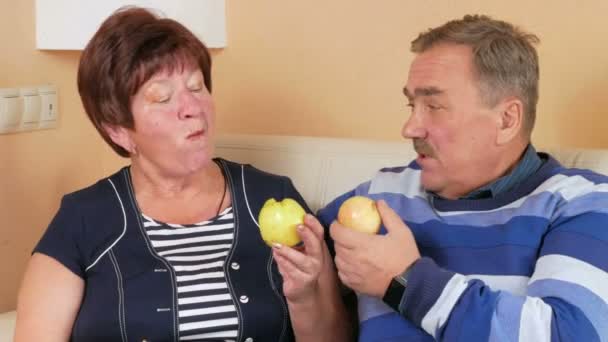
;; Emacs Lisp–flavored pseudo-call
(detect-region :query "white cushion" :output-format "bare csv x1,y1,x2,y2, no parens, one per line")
216,134,608,211
0,310,16,342
4,134,608,339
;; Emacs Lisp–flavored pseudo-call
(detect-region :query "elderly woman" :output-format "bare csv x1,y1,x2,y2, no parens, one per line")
15,7,349,342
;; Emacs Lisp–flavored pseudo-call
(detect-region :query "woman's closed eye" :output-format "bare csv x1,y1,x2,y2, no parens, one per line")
144,87,172,104
155,95,171,103
187,82,205,93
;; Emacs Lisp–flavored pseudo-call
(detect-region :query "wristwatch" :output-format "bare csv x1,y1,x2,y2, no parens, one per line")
382,269,410,312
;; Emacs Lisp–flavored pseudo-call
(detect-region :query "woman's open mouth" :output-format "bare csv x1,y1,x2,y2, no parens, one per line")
187,129,205,140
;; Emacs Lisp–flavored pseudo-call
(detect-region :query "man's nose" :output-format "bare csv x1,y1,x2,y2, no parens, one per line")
401,113,426,139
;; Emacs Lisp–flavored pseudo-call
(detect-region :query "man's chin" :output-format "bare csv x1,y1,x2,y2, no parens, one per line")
420,172,443,193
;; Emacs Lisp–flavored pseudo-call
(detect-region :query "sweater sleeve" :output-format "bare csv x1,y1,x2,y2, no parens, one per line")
399,190,608,341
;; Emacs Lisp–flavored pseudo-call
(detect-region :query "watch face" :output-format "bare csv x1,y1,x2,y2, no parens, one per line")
395,274,408,287
382,278,407,313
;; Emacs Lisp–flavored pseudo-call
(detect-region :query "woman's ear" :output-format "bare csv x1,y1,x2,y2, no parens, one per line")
103,124,136,154
496,97,524,145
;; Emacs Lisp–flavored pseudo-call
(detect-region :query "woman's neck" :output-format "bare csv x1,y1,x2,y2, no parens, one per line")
130,158,220,200
129,158,228,224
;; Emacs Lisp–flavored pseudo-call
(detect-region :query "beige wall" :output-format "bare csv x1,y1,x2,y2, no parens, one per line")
1,0,608,312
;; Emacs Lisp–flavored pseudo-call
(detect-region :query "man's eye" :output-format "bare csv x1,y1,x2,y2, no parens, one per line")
157,96,170,103
427,104,441,111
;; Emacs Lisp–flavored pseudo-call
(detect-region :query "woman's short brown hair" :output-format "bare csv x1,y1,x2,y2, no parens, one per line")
77,6,212,157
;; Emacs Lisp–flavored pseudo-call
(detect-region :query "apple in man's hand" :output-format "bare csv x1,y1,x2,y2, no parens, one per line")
258,198,306,247
337,196,381,234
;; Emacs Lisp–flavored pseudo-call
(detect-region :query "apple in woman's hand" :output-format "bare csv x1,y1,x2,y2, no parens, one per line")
258,198,306,247
337,196,381,234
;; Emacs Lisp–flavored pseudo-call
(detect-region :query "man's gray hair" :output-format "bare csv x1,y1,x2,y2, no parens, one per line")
412,15,540,136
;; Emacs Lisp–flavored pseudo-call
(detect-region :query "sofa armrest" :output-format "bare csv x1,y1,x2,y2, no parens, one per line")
0,310,16,342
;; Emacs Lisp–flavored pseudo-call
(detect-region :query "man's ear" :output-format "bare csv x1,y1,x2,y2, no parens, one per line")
495,97,524,145
103,124,135,154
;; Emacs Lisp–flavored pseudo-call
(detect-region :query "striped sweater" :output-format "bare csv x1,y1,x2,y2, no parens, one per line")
318,153,608,341
141,208,239,341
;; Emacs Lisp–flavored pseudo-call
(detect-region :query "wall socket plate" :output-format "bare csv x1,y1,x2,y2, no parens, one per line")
0,84,58,134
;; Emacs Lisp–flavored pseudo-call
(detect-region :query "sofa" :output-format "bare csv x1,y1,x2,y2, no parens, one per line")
3,133,608,341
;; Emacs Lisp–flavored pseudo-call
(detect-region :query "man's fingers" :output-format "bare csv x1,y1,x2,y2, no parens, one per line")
333,254,357,275
376,200,407,233
334,244,357,261
329,220,368,249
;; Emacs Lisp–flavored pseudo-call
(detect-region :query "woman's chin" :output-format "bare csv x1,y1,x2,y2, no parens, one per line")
183,151,216,172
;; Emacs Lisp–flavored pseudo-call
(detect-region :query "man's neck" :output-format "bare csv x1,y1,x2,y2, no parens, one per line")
435,142,541,200
435,141,535,200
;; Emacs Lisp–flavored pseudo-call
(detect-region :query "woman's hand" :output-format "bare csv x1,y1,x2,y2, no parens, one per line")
272,214,326,303
275,214,352,342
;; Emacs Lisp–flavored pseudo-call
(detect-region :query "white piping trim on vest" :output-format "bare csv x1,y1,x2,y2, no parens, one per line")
241,165,260,228
85,178,127,272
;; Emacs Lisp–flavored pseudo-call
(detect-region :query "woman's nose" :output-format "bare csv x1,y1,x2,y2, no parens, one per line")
177,90,210,120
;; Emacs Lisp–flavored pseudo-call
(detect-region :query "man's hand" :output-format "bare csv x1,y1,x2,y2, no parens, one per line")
330,200,420,297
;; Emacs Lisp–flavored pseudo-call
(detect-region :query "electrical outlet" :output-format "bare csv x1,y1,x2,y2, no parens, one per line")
20,87,41,131
0,84,58,134
0,88,21,134
39,85,58,129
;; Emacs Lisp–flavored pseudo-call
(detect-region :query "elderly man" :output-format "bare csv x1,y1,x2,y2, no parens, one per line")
319,15,608,341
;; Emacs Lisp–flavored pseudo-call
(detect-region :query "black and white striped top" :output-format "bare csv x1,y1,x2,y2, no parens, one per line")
142,207,239,341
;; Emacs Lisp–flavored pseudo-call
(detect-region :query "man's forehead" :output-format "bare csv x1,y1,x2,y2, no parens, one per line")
404,45,474,98
412,44,472,71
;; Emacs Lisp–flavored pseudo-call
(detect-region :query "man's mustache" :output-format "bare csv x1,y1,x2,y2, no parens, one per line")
413,139,435,158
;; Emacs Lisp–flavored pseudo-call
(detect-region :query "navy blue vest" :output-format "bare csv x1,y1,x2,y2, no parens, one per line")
35,159,309,341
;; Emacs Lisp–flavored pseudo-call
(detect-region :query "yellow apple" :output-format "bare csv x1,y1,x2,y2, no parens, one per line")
258,198,306,247
337,196,381,234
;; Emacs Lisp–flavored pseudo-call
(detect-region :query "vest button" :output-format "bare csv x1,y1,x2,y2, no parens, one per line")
245,338,254,342
231,262,240,270
239,295,249,303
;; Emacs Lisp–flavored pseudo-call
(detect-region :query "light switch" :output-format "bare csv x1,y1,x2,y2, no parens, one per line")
0,88,21,134
39,85,58,129
20,87,41,130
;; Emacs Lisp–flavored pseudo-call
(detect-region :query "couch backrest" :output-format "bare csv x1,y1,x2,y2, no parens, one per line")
0,310,16,342
2,135,607,340
216,134,608,212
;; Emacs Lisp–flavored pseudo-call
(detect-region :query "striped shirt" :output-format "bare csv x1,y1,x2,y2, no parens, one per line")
142,207,239,341
318,153,608,342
